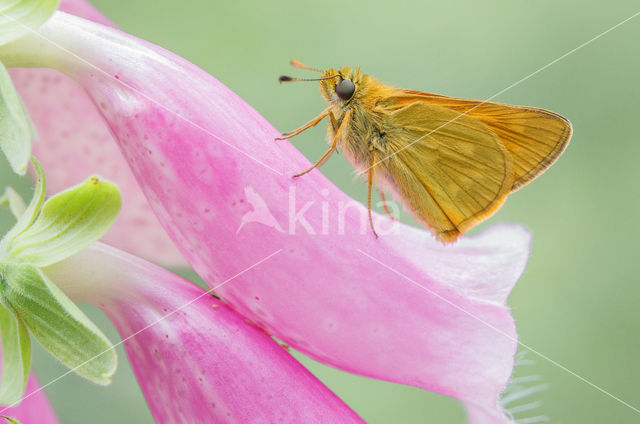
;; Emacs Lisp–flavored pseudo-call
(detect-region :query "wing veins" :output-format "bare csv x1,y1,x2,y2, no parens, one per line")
438,162,499,204
437,162,488,208
438,143,504,174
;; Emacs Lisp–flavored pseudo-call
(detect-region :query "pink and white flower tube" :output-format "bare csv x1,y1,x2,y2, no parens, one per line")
5,9,531,422
43,242,362,423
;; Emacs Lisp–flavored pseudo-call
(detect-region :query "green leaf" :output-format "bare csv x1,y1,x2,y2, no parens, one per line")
0,157,46,254
0,302,31,406
0,416,21,424
0,61,36,175
0,187,26,219
0,263,116,385
0,0,60,46
4,174,122,267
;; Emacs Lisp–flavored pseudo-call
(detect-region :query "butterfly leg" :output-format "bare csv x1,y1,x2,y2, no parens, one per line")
329,110,339,132
379,190,396,220
276,106,331,140
329,111,342,155
293,109,352,178
367,147,380,238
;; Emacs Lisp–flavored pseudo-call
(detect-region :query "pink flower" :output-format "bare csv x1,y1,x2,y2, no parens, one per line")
9,0,187,267
43,242,362,423
6,7,532,422
3,376,58,423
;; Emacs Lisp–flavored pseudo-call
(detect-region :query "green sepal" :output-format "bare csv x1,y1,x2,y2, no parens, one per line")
0,61,37,175
0,302,31,405
0,187,27,219
0,262,117,385
0,157,46,255
2,173,122,267
0,0,60,46
0,416,21,424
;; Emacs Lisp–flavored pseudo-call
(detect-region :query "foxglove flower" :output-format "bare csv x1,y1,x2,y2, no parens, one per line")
3,7,532,422
0,162,360,423
43,242,363,423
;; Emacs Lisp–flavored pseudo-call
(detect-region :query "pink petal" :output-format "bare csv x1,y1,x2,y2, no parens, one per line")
14,13,532,422
45,243,363,423
1,375,59,424
9,0,187,267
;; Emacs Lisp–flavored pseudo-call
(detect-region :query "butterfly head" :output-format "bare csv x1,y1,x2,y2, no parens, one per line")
279,60,363,108
318,66,362,106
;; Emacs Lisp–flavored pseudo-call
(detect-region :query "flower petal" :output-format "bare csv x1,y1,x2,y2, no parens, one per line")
44,243,363,424
1,375,59,424
5,13,531,422
8,0,187,266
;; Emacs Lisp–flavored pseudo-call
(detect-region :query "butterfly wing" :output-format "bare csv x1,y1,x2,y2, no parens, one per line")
373,100,514,242
381,90,572,190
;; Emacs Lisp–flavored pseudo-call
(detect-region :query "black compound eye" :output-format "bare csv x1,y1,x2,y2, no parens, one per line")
335,79,355,100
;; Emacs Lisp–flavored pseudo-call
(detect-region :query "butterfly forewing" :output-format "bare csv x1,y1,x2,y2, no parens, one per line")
374,100,514,241
382,91,572,190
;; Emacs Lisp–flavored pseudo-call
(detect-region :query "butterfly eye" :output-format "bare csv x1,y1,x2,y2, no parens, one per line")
335,79,355,100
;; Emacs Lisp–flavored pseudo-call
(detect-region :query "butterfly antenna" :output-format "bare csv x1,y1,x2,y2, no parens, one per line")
290,59,323,72
278,74,339,83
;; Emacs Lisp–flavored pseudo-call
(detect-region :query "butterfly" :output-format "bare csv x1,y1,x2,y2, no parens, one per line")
278,60,572,242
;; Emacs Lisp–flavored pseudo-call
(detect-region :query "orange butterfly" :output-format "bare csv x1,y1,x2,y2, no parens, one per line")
278,60,572,242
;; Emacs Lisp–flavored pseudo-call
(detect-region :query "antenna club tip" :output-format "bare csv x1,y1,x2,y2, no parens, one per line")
279,75,293,83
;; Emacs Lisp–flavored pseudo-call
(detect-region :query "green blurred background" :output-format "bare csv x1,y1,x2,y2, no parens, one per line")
1,0,639,422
